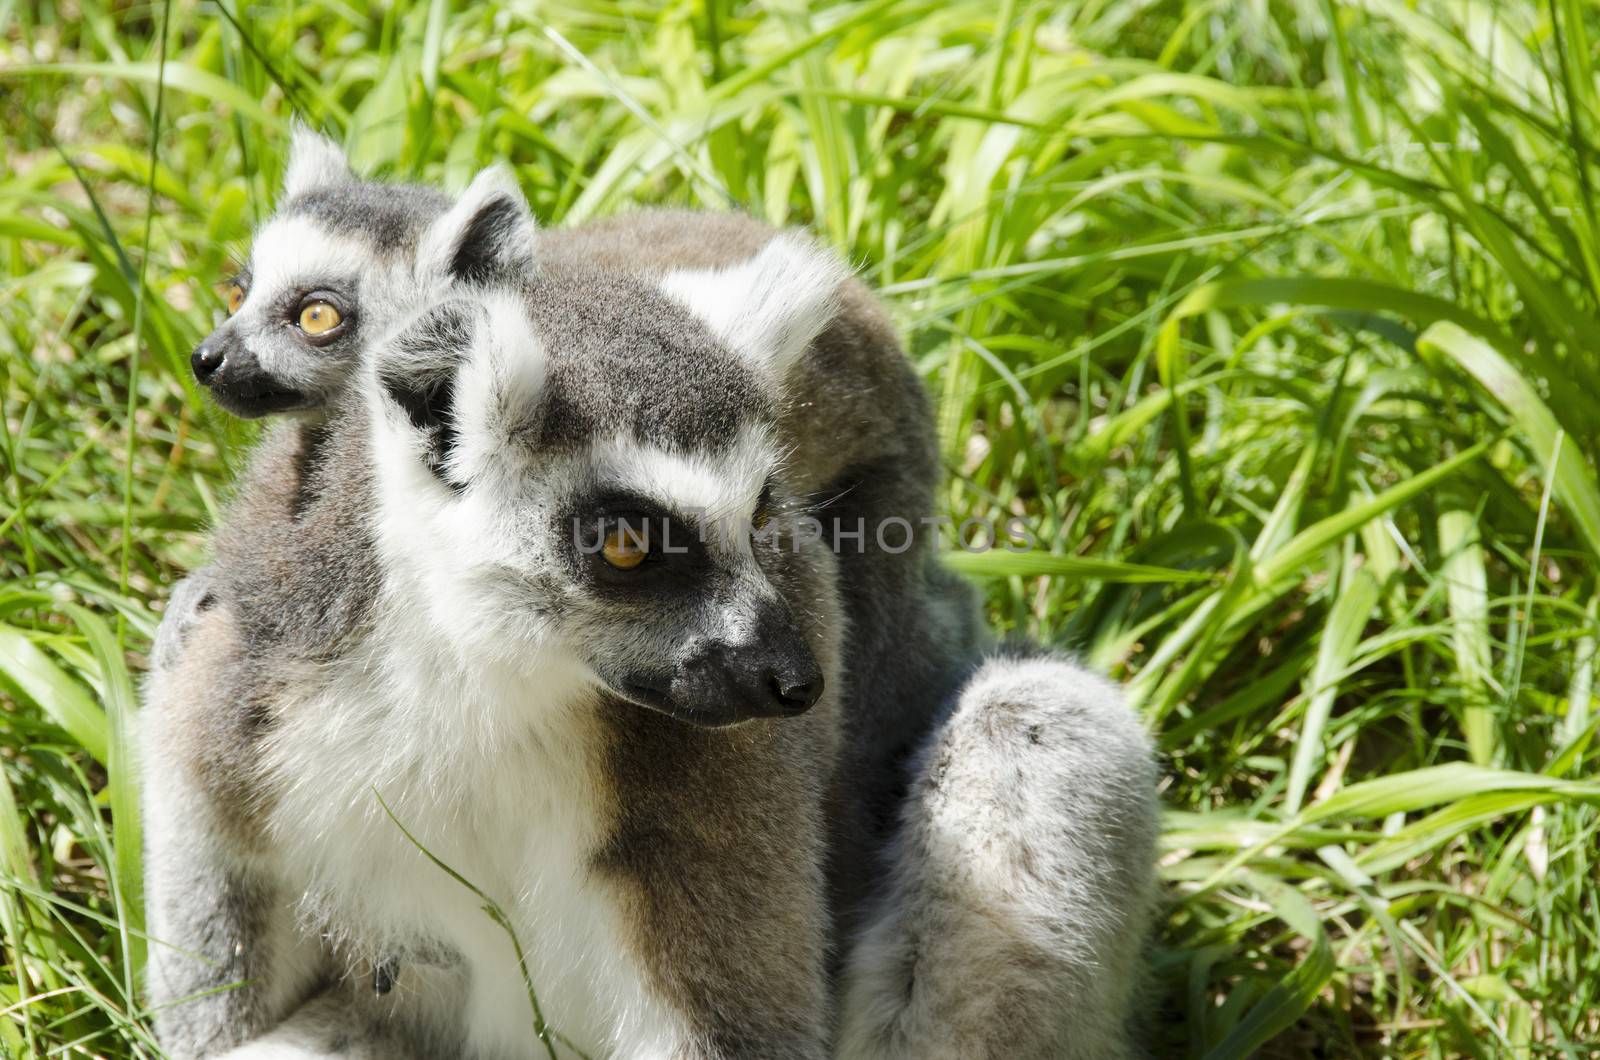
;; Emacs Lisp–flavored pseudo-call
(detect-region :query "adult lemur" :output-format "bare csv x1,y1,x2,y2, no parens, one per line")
144,130,1157,1058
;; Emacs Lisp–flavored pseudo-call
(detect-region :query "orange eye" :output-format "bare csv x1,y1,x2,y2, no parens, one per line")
752,504,771,531
298,300,342,336
226,283,246,315
601,526,648,570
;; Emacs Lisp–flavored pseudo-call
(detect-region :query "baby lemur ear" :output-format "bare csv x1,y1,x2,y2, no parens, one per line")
416,165,537,289
282,122,353,200
658,232,851,385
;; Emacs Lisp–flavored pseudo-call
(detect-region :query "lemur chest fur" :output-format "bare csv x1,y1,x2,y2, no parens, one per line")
256,616,682,1059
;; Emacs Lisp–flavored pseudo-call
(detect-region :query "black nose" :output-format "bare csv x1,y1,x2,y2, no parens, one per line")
726,642,824,719
652,637,825,726
191,342,225,384
769,671,823,712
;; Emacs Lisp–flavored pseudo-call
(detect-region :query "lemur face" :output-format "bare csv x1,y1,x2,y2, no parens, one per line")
369,193,849,727
192,129,451,418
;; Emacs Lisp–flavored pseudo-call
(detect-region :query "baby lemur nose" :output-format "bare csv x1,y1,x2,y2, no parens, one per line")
191,342,226,383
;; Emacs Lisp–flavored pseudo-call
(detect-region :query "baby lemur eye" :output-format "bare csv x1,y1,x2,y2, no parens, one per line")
226,283,247,316
297,299,343,338
601,526,649,570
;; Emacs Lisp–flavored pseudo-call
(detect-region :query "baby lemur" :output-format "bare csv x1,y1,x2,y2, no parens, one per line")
144,130,1157,1058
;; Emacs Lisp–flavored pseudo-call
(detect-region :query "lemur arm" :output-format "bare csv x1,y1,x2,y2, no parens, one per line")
142,573,326,1058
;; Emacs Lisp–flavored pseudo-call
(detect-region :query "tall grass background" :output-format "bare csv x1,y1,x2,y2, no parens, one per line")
2,0,1599,1055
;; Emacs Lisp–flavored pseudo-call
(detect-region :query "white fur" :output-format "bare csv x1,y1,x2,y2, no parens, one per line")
286,259,802,1058
283,125,353,200
214,993,387,1059
249,217,376,299
254,538,688,1059
370,392,551,659
235,216,389,390
448,292,548,489
658,233,849,385
366,294,560,658
289,303,714,1056
585,426,776,551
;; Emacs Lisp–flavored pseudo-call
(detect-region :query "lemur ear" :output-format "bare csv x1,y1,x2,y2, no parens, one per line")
376,294,546,489
282,123,353,199
416,165,537,289
376,302,475,487
658,233,850,384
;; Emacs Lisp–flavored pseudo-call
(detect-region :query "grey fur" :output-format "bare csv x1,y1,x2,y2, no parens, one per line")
838,654,1158,1059
142,597,326,1055
287,182,451,253
143,424,385,1054
146,140,1159,1058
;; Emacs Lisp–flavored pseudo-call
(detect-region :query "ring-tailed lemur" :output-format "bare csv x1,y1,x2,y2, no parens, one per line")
145,132,1157,1058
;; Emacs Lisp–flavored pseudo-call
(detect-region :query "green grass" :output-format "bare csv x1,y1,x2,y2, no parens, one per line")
3,0,1600,1055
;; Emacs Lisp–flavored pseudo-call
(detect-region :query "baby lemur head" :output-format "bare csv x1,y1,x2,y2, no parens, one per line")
365,188,848,728
192,127,529,418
